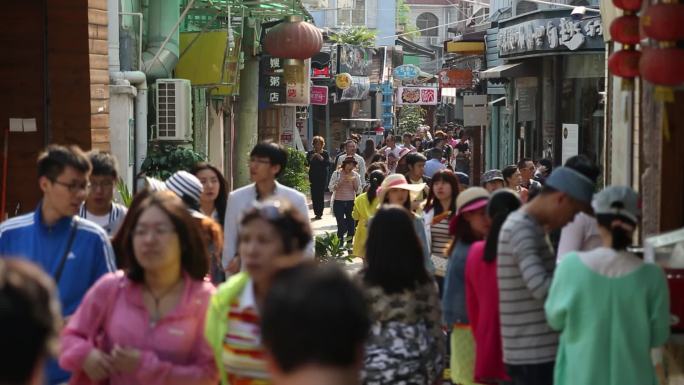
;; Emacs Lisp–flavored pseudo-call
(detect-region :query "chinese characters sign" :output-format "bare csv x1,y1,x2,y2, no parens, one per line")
498,16,603,57
438,69,473,89
396,87,438,105
260,56,310,106
394,64,420,81
310,86,329,105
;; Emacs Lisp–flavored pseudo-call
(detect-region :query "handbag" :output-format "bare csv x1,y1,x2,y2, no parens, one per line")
68,272,124,385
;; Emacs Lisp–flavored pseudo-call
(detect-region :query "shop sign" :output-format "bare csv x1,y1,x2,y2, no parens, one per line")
337,45,374,76
260,56,310,105
284,61,311,105
396,87,438,105
561,123,579,164
394,64,421,81
341,76,370,101
336,73,352,89
310,86,329,105
498,16,604,57
312,65,331,78
438,69,473,88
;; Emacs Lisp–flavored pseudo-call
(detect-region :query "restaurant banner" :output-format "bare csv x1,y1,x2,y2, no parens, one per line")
396,87,438,105
438,69,473,89
310,86,329,105
260,55,310,105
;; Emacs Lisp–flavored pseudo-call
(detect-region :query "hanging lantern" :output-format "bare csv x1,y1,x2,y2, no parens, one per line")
639,47,684,86
612,0,643,12
264,15,323,65
608,50,642,79
610,15,641,45
642,3,684,40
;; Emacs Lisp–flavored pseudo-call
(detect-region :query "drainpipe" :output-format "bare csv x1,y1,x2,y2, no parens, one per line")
108,0,148,177
142,0,186,80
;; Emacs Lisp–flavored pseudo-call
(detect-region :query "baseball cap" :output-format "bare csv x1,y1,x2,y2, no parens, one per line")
544,166,595,214
482,169,504,185
592,186,640,223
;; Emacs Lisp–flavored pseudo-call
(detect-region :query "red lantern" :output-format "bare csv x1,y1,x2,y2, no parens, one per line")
610,15,641,45
612,0,642,12
639,47,684,86
264,16,323,62
642,3,684,41
608,50,642,78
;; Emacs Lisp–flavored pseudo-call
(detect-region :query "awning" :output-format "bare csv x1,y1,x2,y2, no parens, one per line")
479,63,529,79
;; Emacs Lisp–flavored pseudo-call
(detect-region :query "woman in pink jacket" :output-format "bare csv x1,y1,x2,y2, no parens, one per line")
60,191,218,385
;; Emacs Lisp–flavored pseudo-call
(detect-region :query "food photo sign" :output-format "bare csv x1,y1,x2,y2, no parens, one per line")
396,87,439,105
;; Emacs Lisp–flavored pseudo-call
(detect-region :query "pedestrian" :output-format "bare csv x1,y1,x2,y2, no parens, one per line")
534,158,552,185
381,135,402,159
425,148,446,178
481,169,505,193
386,151,399,174
456,172,470,192
405,152,431,209
306,136,330,220
0,145,116,385
376,174,431,271
205,199,312,385
362,138,377,166
517,158,542,200
329,156,362,242
497,165,596,385
413,137,424,153
223,141,311,274
402,133,416,152
192,162,228,226
358,205,445,385
502,165,526,200
262,263,370,385
395,147,412,175
0,259,61,385
556,155,602,260
335,139,367,180
423,169,460,292
465,190,521,385
79,151,127,236
545,186,670,385
352,170,385,258
60,191,218,385
443,187,491,385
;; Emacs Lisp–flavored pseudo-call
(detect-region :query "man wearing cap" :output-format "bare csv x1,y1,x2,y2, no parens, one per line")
497,164,596,385
481,169,505,193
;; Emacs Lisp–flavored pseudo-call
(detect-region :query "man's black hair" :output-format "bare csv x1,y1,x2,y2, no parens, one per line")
539,158,553,174
250,141,288,178
564,154,600,183
88,150,119,178
0,259,60,385
262,263,370,374
517,157,532,170
406,152,427,167
37,145,91,181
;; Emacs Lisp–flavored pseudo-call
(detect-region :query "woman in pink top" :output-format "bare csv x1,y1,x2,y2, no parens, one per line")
60,191,218,385
465,189,520,384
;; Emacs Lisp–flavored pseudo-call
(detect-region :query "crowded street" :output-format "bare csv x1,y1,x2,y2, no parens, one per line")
1,1,684,385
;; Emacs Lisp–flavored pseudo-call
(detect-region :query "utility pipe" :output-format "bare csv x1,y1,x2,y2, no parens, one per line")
120,12,144,70
142,0,193,80
109,0,148,178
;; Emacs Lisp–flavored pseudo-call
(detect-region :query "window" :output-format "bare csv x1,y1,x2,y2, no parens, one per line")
338,0,366,26
416,12,438,36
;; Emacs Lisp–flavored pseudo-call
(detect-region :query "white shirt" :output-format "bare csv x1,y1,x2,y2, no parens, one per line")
85,211,110,228
557,212,602,261
577,247,644,277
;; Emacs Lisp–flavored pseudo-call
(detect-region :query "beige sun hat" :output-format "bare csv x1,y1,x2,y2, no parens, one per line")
376,173,426,204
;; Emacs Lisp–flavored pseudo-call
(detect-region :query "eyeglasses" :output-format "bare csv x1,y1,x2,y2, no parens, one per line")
90,180,114,190
53,180,90,194
132,225,176,239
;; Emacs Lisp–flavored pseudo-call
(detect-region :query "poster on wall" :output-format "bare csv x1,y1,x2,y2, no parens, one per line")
562,123,579,164
310,86,329,105
337,45,374,76
396,87,438,105
340,76,370,101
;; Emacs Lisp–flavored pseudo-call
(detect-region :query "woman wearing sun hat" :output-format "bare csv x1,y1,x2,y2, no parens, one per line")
376,174,431,272
442,187,491,385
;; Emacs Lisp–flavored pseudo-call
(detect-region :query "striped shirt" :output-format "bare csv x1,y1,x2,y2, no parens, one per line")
222,280,269,385
497,209,558,365
430,212,451,277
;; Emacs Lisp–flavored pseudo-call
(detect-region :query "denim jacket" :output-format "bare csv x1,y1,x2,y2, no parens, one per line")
442,241,472,325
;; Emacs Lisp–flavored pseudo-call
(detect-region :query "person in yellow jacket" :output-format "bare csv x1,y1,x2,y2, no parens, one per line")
205,199,311,385
351,170,385,258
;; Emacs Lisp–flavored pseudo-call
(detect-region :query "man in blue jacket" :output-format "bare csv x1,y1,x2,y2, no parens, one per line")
0,144,116,385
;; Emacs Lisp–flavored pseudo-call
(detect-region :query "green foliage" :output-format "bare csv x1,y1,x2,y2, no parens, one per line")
396,0,419,39
398,105,426,135
277,147,310,194
140,143,206,181
115,179,133,208
315,232,354,264
329,27,377,47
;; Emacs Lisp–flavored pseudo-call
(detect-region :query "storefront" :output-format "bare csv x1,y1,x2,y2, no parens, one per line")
480,9,605,169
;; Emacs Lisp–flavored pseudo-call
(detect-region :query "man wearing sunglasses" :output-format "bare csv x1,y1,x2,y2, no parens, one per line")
0,144,116,385
223,141,312,275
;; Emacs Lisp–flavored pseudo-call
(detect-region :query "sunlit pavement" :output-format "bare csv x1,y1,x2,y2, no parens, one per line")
308,204,364,275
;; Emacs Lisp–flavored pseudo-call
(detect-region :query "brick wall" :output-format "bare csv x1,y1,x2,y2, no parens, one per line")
88,0,110,151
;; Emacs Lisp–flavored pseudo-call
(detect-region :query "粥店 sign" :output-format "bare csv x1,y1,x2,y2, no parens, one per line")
396,87,438,105
498,16,604,57
260,56,311,105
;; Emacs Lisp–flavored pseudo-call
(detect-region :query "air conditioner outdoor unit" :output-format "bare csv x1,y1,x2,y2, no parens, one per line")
155,79,192,141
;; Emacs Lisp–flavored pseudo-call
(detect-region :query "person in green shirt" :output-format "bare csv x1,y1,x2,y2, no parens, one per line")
545,186,670,385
